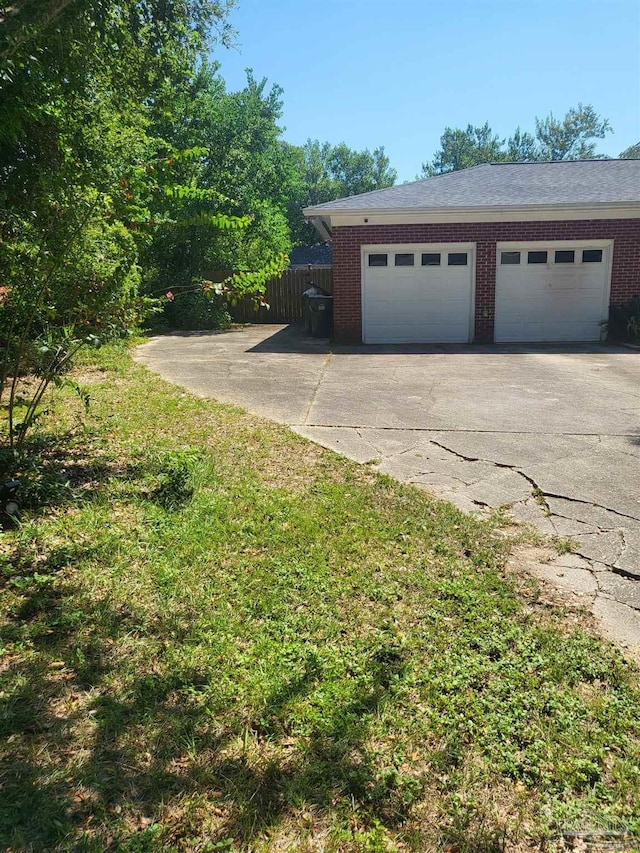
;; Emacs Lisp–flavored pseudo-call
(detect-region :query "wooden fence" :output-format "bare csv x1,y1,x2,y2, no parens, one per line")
206,268,333,324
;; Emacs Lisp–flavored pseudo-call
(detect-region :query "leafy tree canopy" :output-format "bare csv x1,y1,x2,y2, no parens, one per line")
620,142,640,159
421,103,613,176
0,0,296,448
139,65,296,299
296,139,397,205
535,104,611,161
288,139,397,243
422,123,504,176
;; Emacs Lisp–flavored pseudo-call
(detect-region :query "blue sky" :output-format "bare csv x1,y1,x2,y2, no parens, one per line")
213,0,640,182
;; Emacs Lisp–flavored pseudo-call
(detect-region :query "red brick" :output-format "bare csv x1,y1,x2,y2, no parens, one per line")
333,220,640,342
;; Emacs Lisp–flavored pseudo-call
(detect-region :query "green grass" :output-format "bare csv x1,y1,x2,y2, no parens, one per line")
1,342,639,852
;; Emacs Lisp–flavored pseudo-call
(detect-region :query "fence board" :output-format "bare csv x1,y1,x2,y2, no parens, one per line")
205,268,333,324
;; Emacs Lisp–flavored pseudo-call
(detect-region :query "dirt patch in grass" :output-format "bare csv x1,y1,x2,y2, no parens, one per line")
1,342,639,853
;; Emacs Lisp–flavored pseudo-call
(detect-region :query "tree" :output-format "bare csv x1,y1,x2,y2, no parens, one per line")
535,103,611,160
420,104,613,176
506,128,541,163
138,65,294,328
301,139,397,201
288,139,397,243
0,0,235,299
0,1,290,449
620,142,640,158
421,123,506,176
199,70,296,270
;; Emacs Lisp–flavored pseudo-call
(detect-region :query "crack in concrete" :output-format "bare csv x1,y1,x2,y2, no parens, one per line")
599,594,640,614
353,428,384,459
428,438,640,526
397,444,426,457
546,527,631,579
610,531,640,581
544,494,640,524
470,497,493,509
543,509,612,533
573,548,621,573
303,354,333,425
428,438,553,513
612,565,640,582
427,437,640,590
410,471,473,488
618,529,628,567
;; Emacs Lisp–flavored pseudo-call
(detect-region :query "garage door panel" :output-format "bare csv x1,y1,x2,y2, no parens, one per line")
498,320,603,343
363,245,474,344
495,244,609,343
366,321,471,344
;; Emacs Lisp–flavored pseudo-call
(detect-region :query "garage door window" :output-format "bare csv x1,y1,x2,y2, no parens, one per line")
448,252,468,266
422,253,441,266
555,250,575,264
528,251,547,264
368,254,388,267
395,253,414,266
583,249,603,263
500,251,521,265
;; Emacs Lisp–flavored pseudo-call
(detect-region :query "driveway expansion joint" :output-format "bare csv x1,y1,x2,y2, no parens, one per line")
297,424,640,438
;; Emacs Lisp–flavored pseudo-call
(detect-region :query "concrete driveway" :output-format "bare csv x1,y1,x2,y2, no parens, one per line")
135,324,640,652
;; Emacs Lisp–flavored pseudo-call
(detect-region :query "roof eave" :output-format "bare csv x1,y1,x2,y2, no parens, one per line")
303,201,640,218
305,215,333,242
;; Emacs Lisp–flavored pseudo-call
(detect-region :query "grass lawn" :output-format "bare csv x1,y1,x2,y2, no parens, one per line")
1,341,639,853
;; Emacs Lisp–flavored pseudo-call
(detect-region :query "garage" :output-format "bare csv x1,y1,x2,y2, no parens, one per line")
304,160,640,344
494,241,612,342
362,243,474,343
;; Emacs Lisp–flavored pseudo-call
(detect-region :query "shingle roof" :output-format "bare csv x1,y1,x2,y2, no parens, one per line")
289,244,333,266
304,160,640,214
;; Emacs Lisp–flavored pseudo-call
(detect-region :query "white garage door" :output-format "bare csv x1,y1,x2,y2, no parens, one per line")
362,244,474,344
495,242,611,343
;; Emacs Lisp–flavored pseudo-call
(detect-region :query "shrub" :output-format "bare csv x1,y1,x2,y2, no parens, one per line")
0,206,144,345
0,199,157,449
163,290,231,331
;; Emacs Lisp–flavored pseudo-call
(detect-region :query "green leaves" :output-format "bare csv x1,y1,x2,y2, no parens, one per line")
223,252,289,299
620,142,640,158
175,211,251,230
138,67,298,306
535,103,612,161
288,139,397,243
422,123,505,176
166,146,208,162
163,185,237,205
421,104,613,176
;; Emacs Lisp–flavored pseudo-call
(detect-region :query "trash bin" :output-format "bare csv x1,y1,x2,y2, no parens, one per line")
302,286,333,338
301,286,315,333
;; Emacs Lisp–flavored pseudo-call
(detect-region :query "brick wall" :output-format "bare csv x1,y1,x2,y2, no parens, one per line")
332,219,640,343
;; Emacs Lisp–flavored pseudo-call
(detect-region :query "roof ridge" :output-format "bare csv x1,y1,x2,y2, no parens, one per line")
417,163,492,179
489,158,626,165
